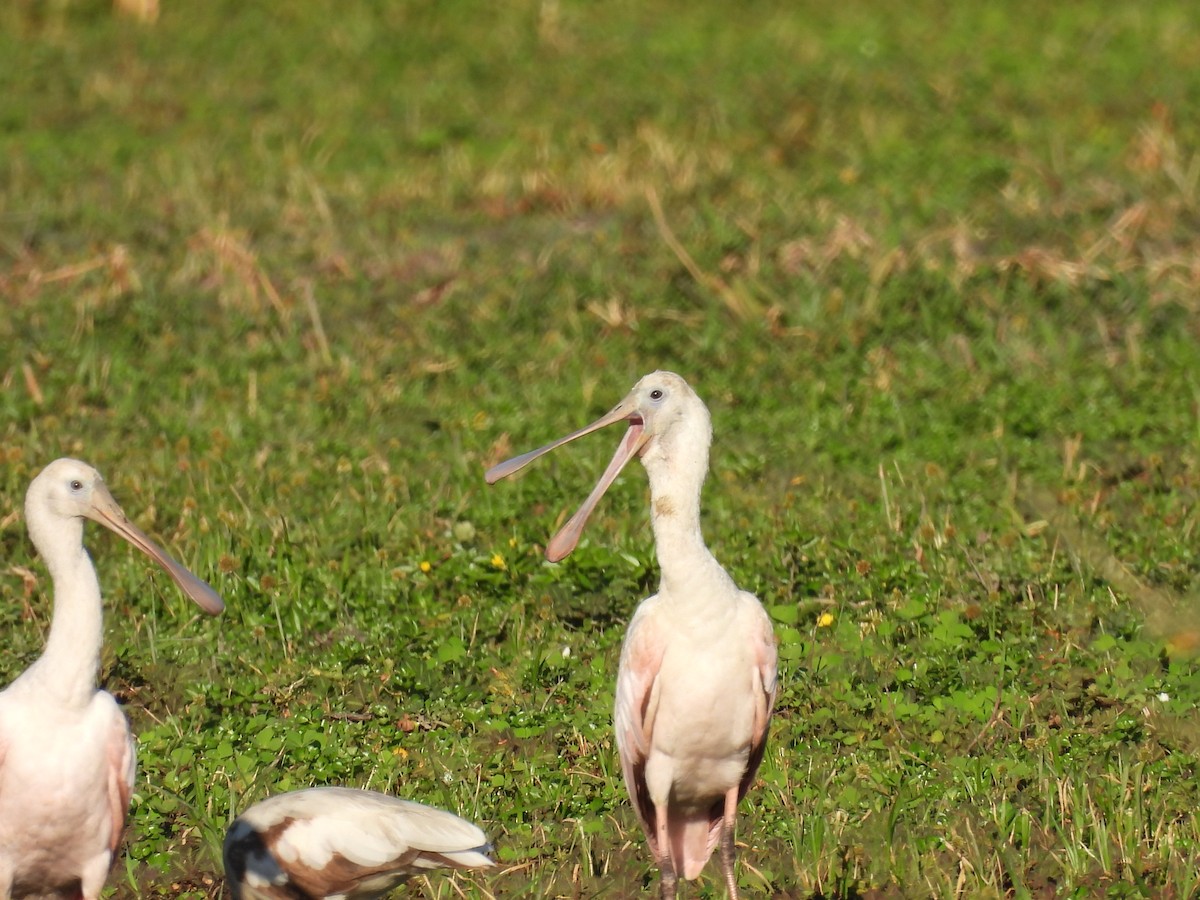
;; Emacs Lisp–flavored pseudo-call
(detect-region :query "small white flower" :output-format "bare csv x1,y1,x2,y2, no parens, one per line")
442,771,454,784
1157,692,1170,703
562,645,571,659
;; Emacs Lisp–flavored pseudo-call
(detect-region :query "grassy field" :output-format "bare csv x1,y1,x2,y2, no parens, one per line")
3,0,1200,896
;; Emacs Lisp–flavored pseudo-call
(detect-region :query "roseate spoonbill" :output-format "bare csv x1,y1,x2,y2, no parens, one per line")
223,787,496,900
486,371,778,899
0,458,224,899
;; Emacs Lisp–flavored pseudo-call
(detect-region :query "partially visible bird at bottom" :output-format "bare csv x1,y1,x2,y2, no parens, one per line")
223,787,497,900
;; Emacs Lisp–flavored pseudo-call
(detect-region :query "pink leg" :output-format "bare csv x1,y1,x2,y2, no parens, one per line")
656,803,677,899
720,787,739,899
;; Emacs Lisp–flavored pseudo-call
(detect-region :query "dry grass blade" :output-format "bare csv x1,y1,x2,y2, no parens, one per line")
20,362,43,406
301,280,333,365
645,186,752,321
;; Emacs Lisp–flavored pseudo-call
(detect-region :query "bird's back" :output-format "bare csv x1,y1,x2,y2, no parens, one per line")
224,788,494,900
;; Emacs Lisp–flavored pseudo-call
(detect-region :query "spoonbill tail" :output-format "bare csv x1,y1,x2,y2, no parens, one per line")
486,371,778,898
223,787,496,900
0,458,224,899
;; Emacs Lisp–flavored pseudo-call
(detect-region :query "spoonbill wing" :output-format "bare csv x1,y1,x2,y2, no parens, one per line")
614,601,668,851
104,708,136,855
740,598,779,803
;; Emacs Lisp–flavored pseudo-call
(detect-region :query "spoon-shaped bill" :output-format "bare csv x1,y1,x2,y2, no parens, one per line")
85,484,225,616
484,405,633,484
545,420,646,562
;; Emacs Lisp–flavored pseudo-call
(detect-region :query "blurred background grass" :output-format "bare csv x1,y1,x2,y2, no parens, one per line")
3,1,1200,897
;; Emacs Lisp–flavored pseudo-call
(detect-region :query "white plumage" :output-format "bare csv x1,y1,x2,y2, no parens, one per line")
487,371,777,898
224,787,496,900
0,458,224,899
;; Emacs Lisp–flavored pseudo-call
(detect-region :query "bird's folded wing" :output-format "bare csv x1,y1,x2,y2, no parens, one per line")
273,794,490,870
105,709,136,854
615,604,667,760
740,600,779,802
614,604,668,841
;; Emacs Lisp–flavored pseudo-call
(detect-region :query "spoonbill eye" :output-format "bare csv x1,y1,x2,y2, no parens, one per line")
70,480,84,491
650,389,664,401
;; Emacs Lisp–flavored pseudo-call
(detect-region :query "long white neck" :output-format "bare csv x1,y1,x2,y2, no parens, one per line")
19,513,103,708
643,422,736,601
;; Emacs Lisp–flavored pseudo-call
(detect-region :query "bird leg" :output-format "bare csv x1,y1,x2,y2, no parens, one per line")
659,863,679,900
655,804,678,899
720,787,739,899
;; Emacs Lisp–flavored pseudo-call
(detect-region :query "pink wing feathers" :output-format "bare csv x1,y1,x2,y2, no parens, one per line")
739,600,779,805
104,711,136,855
614,604,667,855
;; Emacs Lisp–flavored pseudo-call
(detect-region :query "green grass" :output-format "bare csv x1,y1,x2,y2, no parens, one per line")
3,0,1200,896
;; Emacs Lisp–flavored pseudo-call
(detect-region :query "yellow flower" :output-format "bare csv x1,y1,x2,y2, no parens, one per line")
816,612,835,628
491,553,506,570
419,560,432,573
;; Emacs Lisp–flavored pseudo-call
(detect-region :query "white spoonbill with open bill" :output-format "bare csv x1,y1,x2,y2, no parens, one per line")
223,787,496,899
0,458,225,899
486,371,778,899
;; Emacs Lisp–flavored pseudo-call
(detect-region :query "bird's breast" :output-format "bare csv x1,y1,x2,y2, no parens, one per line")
653,643,758,743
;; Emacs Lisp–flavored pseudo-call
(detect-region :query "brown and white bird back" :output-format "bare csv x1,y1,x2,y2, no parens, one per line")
223,787,495,900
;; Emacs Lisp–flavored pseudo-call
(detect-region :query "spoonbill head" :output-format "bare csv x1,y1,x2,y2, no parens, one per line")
223,787,496,900
485,370,710,561
0,457,224,900
487,373,777,898
24,458,225,617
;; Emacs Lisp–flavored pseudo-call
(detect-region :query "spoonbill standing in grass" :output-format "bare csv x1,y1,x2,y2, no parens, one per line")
223,787,496,899
486,371,778,898
0,458,224,899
